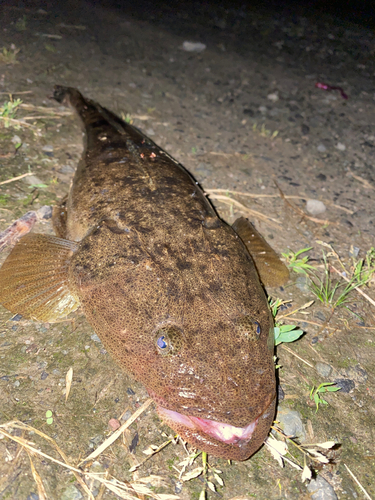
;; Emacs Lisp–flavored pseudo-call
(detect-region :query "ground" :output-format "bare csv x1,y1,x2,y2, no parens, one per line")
0,1,374,499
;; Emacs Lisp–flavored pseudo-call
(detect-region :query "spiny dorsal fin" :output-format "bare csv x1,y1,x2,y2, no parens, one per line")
0,233,79,321
232,217,289,287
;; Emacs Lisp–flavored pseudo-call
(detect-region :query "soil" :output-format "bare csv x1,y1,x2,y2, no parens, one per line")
0,1,374,499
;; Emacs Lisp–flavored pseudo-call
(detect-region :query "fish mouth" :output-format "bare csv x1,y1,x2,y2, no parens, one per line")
157,406,258,444
156,397,276,461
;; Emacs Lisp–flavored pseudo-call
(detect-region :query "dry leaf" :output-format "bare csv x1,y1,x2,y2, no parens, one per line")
65,367,73,402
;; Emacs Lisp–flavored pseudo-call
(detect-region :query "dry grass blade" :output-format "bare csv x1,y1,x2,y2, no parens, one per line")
207,193,280,226
279,345,314,368
0,422,179,500
27,450,47,500
65,367,73,402
331,265,375,308
206,188,307,200
344,464,373,500
79,398,154,464
206,188,353,214
0,421,94,499
277,300,314,320
274,181,336,225
0,172,35,185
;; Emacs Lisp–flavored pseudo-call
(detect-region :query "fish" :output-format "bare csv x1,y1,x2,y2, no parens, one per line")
0,86,289,461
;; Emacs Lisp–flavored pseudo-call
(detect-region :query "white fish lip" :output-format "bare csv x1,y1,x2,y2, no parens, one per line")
157,406,259,445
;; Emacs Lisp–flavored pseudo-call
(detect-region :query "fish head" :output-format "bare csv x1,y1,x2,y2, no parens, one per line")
70,220,276,460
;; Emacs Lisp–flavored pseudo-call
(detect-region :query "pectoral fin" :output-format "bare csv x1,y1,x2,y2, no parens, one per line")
233,217,289,287
0,233,79,321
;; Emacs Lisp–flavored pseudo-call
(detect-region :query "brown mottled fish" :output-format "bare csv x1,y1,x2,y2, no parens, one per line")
0,86,289,460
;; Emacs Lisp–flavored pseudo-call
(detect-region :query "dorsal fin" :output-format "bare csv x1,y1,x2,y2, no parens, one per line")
232,217,289,287
0,233,79,321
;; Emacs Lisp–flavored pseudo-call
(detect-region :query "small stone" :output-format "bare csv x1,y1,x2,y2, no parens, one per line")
145,128,155,136
108,418,121,430
24,175,43,186
301,124,310,134
316,173,327,181
258,105,267,113
335,142,346,151
334,378,355,393
61,484,83,500
181,41,206,52
317,144,327,152
13,380,20,387
295,275,310,293
277,407,306,441
342,365,367,384
90,333,101,343
315,310,326,322
306,199,326,215
127,387,136,395
42,145,54,152
306,476,337,499
121,410,132,421
40,371,49,380
267,92,279,102
11,135,21,145
315,362,332,378
36,205,52,219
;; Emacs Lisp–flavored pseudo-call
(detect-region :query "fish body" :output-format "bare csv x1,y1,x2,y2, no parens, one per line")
0,86,288,460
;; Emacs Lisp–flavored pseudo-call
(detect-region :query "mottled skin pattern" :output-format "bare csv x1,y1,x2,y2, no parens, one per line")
2,87,280,460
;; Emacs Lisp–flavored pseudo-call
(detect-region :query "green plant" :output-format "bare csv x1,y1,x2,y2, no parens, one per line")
310,383,340,412
269,297,304,345
15,16,27,31
0,46,20,65
282,247,315,274
352,247,375,285
274,324,304,345
0,99,23,128
45,410,53,425
309,252,369,310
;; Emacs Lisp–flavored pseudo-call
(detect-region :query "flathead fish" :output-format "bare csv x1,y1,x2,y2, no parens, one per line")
0,86,288,460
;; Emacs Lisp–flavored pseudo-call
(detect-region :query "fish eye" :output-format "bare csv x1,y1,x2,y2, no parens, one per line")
236,315,262,341
155,326,184,355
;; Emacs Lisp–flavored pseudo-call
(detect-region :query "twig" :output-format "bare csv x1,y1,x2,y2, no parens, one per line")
278,345,314,368
331,265,375,308
0,91,33,95
207,193,280,225
274,181,336,225
277,300,314,320
0,172,34,185
344,464,373,500
79,398,154,464
206,189,353,214
347,169,375,191
280,316,338,330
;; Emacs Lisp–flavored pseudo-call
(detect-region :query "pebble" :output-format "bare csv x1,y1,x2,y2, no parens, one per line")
60,484,83,500
295,275,310,293
24,175,43,186
90,333,101,343
335,142,346,151
277,407,306,441
306,476,337,499
342,365,367,384
181,41,206,52
42,145,54,152
11,135,22,145
267,92,279,102
26,494,39,500
36,205,52,219
317,144,327,152
108,418,121,430
40,371,49,380
315,362,332,377
306,199,326,215
334,378,355,393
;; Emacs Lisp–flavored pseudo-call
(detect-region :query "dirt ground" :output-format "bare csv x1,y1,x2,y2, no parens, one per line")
0,1,374,499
